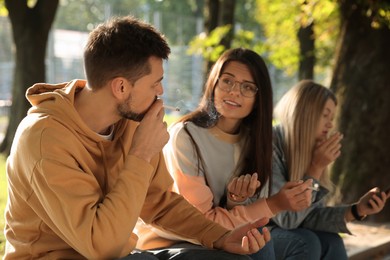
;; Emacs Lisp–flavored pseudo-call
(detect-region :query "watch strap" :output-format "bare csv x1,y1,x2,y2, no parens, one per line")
351,204,366,221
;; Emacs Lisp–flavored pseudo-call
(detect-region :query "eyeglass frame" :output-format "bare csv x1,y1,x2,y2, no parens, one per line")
216,75,258,98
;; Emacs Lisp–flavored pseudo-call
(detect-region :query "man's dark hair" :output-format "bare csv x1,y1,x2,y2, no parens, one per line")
84,16,171,90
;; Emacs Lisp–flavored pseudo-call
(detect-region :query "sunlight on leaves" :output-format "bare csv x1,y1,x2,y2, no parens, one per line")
255,0,339,76
187,25,231,62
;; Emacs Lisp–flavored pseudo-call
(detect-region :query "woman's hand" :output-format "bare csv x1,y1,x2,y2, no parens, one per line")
227,173,260,202
308,132,343,179
355,187,390,217
213,217,271,255
266,179,313,214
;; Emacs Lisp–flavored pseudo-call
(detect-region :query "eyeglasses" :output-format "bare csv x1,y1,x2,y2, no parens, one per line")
217,75,258,98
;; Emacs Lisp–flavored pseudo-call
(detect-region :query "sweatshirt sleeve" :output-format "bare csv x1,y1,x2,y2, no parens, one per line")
138,154,229,249
300,206,352,234
30,151,155,258
163,124,274,230
28,126,227,258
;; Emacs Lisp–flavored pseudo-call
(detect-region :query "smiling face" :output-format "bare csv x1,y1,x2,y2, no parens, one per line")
118,56,164,121
214,61,256,133
315,98,336,140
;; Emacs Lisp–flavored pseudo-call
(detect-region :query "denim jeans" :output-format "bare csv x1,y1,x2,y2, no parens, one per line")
270,227,348,260
248,237,276,260
118,245,252,260
119,239,275,260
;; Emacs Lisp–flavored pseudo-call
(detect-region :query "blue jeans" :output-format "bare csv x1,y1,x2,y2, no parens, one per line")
119,239,274,260
248,237,275,260
270,227,347,260
119,244,252,260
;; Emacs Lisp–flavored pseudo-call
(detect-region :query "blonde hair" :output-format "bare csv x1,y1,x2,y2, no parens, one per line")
274,80,337,190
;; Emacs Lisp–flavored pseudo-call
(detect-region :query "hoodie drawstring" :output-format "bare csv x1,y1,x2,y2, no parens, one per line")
119,138,126,164
98,142,109,196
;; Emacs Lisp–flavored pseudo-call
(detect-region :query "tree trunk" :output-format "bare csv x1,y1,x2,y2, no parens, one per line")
204,0,220,76
297,22,315,80
219,0,236,49
205,0,219,34
203,0,236,81
330,1,390,222
1,0,59,155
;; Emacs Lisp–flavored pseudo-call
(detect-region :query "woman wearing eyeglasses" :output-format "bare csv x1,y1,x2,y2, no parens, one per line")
135,48,312,259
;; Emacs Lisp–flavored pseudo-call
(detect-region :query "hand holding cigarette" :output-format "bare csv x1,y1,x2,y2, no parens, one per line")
307,183,320,191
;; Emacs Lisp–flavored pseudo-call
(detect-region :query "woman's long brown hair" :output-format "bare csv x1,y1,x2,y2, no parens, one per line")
178,48,274,198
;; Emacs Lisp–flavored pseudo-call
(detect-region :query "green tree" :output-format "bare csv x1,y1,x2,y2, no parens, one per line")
330,0,390,222
0,0,59,155
255,0,339,80
54,0,202,45
202,0,236,72
188,1,262,72
53,0,110,31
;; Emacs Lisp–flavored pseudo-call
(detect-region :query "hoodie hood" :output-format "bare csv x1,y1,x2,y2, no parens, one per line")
26,79,126,143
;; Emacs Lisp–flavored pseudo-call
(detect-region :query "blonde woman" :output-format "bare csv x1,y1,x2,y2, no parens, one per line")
270,79,389,260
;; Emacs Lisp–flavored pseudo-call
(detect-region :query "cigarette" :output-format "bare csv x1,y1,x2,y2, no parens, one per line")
307,183,320,191
163,105,180,112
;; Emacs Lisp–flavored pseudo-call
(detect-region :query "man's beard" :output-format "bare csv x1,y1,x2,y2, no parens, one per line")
117,94,146,122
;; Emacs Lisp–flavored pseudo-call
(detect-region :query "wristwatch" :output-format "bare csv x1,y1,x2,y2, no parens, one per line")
351,204,367,221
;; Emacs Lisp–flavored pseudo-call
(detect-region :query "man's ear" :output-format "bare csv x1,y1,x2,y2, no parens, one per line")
111,77,129,100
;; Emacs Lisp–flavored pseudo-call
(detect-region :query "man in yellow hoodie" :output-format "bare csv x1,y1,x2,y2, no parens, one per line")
3,16,270,259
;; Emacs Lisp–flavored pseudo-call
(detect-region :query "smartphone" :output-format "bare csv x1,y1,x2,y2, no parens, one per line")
379,186,390,195
367,186,390,208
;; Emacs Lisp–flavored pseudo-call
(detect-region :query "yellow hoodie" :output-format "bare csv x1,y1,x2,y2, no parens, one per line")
4,80,228,259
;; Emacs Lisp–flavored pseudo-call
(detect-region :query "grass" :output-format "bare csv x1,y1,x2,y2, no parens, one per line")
0,114,181,257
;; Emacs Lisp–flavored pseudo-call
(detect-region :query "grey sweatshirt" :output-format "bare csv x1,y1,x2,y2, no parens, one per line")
270,125,352,234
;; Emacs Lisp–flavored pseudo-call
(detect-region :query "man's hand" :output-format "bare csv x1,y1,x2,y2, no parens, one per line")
266,179,313,214
129,99,169,162
213,218,270,255
227,173,260,202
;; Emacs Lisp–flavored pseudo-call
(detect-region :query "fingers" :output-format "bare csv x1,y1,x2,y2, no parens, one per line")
281,180,313,211
325,133,343,152
315,132,343,161
296,189,312,209
241,236,249,252
246,228,266,253
369,192,386,209
249,173,261,196
262,227,271,243
237,174,252,196
287,189,312,211
228,173,260,199
283,180,305,189
235,175,246,195
227,178,237,193
286,179,313,194
328,142,341,157
324,132,343,146
362,187,388,214
142,98,164,119
129,98,169,162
